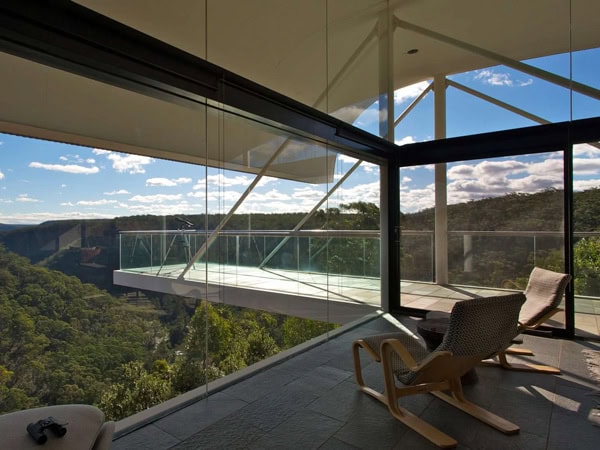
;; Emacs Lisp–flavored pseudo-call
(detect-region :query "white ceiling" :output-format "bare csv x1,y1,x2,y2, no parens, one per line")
75,0,599,111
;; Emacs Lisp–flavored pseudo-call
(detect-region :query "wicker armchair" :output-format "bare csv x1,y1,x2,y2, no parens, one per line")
352,293,525,448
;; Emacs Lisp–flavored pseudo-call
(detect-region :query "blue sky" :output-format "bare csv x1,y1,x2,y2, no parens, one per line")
0,54,598,225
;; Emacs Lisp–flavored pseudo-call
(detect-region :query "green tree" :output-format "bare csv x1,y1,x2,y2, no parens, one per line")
99,361,173,421
574,237,600,296
171,301,240,392
282,317,335,347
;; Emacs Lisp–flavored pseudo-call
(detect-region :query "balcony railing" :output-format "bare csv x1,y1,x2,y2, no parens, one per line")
119,229,381,278
119,229,600,298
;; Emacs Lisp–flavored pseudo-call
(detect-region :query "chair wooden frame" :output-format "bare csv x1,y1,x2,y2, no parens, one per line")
352,294,525,448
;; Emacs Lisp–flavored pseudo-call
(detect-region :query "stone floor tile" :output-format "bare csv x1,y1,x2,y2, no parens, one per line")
112,424,180,450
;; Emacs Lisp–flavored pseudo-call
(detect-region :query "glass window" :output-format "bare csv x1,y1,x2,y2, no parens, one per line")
0,47,382,419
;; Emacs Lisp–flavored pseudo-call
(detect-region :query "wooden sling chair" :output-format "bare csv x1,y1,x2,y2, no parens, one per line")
482,267,571,374
352,293,525,449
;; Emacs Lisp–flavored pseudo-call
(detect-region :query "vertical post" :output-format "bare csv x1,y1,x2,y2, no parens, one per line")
378,3,395,312
235,235,239,267
434,74,448,285
363,238,366,277
296,236,300,271
463,234,472,272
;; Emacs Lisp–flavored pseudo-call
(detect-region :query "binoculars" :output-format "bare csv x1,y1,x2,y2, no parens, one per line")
27,416,67,444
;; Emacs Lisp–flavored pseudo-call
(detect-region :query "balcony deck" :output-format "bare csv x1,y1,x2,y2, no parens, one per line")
115,263,600,337
111,312,600,449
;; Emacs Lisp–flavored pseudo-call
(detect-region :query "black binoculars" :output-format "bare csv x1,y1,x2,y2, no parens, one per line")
26,416,68,444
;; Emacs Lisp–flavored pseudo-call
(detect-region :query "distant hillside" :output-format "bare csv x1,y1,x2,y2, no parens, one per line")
401,188,600,232
1,189,599,293
0,213,328,293
0,224,35,232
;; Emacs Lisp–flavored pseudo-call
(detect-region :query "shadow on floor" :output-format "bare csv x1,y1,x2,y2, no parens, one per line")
112,313,600,449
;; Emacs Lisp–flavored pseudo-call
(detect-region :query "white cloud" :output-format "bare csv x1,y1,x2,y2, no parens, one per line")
237,200,302,214
292,186,327,201
395,136,416,146
338,154,360,164
0,170,4,180
362,162,379,174
126,201,194,216
29,161,99,174
0,210,115,225
104,189,130,195
16,194,40,203
394,81,430,104
76,199,118,206
247,189,291,202
129,194,183,203
445,157,565,205
399,184,435,213
147,178,176,187
106,153,154,174
334,181,380,206
194,173,253,189
574,157,600,175
574,179,600,191
448,159,528,181
475,69,533,87
92,149,153,174
187,189,242,205
335,155,379,174
146,177,192,187
573,143,600,157
257,176,278,187
402,164,435,172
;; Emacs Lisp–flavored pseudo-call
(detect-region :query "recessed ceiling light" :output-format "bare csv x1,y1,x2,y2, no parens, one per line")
407,48,419,55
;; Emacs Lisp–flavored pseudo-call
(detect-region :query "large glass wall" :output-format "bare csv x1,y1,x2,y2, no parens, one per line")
572,140,600,337
1,0,599,423
0,41,381,421
399,152,567,328
394,0,599,340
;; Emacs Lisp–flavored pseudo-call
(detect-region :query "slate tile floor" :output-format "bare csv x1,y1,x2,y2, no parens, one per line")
112,313,600,449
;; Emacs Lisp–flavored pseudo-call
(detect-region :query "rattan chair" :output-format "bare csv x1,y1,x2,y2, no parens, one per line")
352,293,526,448
427,267,571,374
483,267,570,373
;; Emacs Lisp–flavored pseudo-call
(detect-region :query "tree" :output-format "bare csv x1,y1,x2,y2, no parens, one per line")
282,317,335,347
574,237,600,296
99,361,173,421
171,301,240,392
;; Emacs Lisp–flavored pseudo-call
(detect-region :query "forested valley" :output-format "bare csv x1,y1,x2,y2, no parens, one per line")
1,189,600,420
0,247,334,419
